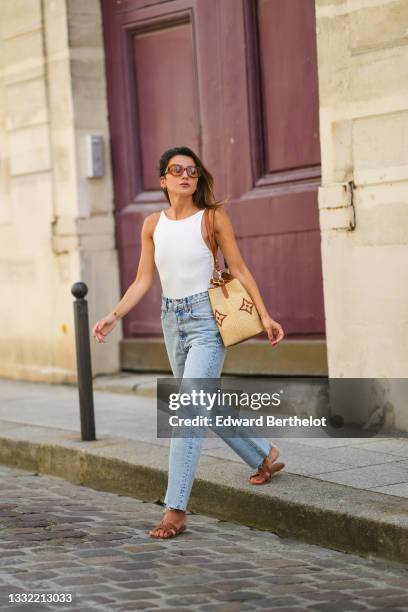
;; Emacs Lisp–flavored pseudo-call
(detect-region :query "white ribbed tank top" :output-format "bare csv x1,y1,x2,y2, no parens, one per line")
153,208,214,299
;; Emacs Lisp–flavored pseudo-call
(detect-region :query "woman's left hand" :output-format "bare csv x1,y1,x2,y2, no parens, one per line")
261,315,285,347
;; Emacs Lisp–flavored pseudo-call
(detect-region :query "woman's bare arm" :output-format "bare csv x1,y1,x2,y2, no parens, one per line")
108,213,158,320
92,213,158,343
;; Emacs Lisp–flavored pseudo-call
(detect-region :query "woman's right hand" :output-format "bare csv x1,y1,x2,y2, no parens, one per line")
92,313,117,344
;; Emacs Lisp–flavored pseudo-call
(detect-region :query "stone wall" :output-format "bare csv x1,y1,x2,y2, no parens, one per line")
316,0,408,430
0,0,121,383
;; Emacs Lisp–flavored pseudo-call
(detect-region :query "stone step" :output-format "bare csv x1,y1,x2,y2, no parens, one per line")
121,335,328,376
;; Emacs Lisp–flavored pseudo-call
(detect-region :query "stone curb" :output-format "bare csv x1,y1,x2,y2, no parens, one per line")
0,419,407,565
92,373,159,397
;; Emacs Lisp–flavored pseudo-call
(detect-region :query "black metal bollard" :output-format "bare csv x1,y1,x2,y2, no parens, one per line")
71,281,96,441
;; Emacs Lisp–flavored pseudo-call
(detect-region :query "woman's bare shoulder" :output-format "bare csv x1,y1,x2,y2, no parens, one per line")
143,211,162,237
213,205,232,232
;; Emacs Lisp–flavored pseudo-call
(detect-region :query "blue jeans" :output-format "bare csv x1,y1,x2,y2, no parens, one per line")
160,289,273,511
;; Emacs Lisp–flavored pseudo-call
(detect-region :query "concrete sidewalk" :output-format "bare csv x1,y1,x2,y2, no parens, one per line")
0,376,408,564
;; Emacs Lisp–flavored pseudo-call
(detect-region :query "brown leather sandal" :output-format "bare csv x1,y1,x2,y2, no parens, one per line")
249,448,285,485
149,519,187,539
249,460,285,484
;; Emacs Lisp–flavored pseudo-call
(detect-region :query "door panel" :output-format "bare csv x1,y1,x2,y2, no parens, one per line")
258,0,321,172
133,24,199,189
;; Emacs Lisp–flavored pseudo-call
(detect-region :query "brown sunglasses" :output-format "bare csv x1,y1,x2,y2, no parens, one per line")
164,164,201,178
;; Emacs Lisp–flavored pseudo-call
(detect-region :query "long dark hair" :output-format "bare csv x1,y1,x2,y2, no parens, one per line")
158,146,228,210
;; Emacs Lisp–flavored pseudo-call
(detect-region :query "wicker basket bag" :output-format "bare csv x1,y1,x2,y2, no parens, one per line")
204,207,265,347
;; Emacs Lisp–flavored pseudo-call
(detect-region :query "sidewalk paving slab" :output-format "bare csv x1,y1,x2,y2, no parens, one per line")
0,377,407,565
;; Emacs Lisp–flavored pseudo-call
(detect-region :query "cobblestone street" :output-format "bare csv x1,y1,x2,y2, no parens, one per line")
0,465,407,612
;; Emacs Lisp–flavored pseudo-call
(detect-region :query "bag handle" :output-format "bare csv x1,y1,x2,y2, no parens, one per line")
204,207,228,273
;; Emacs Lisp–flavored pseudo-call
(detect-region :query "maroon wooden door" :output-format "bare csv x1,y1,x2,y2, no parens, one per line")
101,0,325,339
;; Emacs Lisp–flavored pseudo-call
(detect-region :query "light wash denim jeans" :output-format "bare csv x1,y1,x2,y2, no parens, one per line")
160,289,273,511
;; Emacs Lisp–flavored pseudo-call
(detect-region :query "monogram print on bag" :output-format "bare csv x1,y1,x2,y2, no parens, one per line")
239,297,255,315
214,309,228,327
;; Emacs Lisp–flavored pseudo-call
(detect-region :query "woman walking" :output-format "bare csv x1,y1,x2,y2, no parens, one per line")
92,146,285,539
